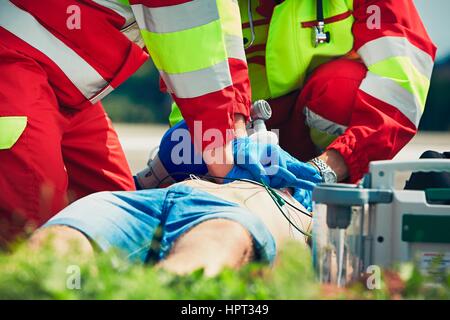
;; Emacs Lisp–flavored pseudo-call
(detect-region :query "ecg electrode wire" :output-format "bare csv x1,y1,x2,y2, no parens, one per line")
156,172,313,218
203,174,313,219
154,172,312,237
258,178,312,238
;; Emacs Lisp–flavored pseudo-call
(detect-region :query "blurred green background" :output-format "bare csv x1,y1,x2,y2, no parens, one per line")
419,57,450,131
103,60,172,124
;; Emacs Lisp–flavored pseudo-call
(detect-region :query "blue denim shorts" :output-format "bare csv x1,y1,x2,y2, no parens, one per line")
43,184,276,263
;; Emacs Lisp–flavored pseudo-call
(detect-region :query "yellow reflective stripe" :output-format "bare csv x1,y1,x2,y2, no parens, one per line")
360,72,422,127
310,128,338,150
217,0,246,62
160,60,232,98
358,36,434,80
0,116,27,150
169,102,183,127
368,56,430,111
141,20,227,74
217,0,242,38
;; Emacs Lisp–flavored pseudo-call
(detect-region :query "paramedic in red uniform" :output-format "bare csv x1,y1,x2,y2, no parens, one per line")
0,0,257,244
234,0,436,185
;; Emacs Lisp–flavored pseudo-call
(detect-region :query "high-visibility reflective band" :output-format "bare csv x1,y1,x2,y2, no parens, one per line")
169,102,184,127
358,36,434,80
0,116,27,150
304,108,348,136
90,85,115,104
368,56,430,111
131,0,220,34
225,34,246,61
141,20,227,74
160,60,233,99
217,0,246,62
360,72,422,127
217,0,243,38
121,22,145,47
0,1,108,100
92,0,135,27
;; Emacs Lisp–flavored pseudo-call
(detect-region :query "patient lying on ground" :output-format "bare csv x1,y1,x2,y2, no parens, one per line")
30,178,311,276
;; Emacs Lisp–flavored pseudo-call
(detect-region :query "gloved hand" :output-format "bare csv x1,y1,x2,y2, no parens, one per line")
225,137,322,191
135,120,208,189
157,120,208,180
138,121,322,201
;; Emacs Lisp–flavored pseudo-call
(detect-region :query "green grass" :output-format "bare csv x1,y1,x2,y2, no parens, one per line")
0,241,449,300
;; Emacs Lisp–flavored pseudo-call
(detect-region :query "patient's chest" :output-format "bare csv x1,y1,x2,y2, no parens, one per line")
178,180,311,246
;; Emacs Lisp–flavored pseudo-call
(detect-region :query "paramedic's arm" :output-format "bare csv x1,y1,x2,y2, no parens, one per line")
311,150,349,182
204,114,247,178
131,0,251,178
324,0,436,183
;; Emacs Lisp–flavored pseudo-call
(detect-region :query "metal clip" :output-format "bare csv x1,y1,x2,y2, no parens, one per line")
313,21,331,47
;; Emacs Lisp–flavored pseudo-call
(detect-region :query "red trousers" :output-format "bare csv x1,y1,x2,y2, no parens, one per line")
0,43,135,244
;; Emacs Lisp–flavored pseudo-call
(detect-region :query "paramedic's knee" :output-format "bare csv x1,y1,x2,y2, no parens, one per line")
299,58,367,125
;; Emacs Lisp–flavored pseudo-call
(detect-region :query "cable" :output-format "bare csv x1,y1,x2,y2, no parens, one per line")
259,178,312,238
286,200,313,218
158,172,312,217
203,174,312,218
317,0,324,23
244,0,256,49
155,171,206,188
154,171,312,237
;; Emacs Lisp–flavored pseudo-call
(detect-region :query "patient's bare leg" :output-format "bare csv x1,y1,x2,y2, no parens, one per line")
29,226,94,260
157,219,254,277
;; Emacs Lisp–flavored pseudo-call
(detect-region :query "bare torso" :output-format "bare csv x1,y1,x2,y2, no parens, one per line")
178,179,312,247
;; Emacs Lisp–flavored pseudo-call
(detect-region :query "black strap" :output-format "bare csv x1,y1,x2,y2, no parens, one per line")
317,0,324,23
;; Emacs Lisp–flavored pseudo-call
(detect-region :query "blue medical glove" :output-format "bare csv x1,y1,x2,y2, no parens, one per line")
292,188,313,212
157,120,208,180
226,137,323,191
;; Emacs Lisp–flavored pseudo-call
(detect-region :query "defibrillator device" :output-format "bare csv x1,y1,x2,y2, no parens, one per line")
312,160,450,287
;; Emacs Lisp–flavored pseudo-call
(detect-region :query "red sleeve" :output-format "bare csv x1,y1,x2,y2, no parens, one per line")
132,0,251,151
327,0,437,183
